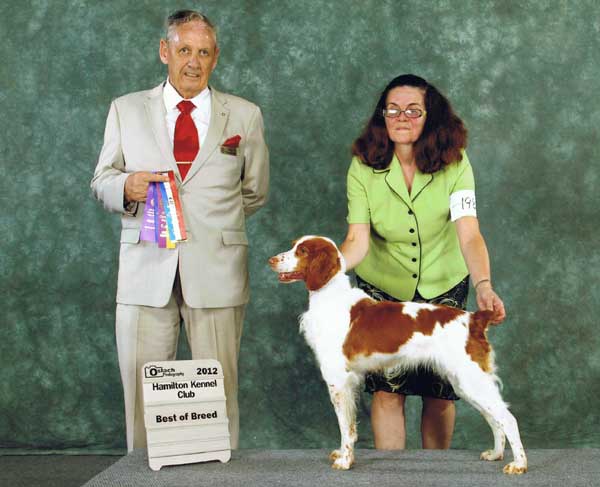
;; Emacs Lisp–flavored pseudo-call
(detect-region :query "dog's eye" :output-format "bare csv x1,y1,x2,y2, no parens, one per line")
297,247,308,256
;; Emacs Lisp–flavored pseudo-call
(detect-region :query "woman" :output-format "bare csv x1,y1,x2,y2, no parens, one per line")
340,74,505,450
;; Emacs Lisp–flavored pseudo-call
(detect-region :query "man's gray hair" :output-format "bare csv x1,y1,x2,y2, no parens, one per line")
165,9,217,44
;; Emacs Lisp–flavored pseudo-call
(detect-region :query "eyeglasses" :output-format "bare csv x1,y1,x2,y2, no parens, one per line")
382,107,426,119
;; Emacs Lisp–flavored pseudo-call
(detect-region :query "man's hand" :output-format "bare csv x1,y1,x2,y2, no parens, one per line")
476,282,506,324
124,172,170,202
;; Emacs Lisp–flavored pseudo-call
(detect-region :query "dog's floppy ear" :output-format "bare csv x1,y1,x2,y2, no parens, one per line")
305,244,340,291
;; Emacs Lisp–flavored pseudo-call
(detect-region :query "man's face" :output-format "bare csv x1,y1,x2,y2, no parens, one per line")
159,21,219,99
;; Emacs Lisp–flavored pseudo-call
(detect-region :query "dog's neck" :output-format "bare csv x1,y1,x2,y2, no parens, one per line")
308,271,352,300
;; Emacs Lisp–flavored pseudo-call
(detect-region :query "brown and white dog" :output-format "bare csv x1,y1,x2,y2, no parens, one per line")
269,236,527,474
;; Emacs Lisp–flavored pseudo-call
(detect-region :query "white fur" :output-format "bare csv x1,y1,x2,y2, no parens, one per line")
271,236,527,474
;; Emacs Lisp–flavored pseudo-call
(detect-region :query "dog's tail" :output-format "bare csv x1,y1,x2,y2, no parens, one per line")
469,309,503,386
472,309,498,328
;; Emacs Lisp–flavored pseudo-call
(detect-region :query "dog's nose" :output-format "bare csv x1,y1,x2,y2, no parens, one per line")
268,256,279,266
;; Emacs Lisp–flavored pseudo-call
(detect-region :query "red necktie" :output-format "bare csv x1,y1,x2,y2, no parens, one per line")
174,100,199,180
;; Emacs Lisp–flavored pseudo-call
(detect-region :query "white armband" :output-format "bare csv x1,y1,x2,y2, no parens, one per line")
450,190,477,222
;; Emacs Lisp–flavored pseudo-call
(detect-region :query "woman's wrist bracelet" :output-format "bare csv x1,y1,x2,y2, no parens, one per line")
474,278,491,290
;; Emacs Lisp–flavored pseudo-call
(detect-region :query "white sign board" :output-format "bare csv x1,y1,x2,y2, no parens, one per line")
142,359,231,471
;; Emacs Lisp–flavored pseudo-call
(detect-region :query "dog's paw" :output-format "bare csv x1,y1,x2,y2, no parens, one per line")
480,449,503,461
329,449,341,462
331,452,354,470
503,461,527,475
331,458,353,470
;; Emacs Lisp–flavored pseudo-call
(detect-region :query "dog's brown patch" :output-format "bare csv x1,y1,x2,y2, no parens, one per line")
466,310,496,372
296,238,341,291
343,299,464,359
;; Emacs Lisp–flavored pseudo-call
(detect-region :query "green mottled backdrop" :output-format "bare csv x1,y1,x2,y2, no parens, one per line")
1,0,599,453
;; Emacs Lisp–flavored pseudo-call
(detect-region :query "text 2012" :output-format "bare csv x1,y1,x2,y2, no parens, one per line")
197,367,218,375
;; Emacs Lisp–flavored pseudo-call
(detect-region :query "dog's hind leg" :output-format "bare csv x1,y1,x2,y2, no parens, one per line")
479,410,506,461
451,363,527,474
454,376,506,461
324,371,360,470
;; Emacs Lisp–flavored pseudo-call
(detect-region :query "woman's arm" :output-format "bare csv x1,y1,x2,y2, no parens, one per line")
455,216,506,323
340,223,371,271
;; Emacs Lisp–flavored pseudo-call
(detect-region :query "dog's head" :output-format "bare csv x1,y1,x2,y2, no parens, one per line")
268,236,343,291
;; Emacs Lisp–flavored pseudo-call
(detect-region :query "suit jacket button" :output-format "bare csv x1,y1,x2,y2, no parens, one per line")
412,274,418,279
409,228,415,233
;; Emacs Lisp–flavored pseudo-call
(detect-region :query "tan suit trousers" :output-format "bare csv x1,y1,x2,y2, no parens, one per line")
115,278,244,452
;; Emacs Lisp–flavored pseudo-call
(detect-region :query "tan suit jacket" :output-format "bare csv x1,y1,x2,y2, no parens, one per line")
91,83,269,308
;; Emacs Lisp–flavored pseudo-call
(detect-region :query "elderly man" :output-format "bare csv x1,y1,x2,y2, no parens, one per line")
91,10,269,451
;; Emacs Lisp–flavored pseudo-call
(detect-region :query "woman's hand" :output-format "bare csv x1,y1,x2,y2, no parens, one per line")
475,282,506,324
455,217,506,324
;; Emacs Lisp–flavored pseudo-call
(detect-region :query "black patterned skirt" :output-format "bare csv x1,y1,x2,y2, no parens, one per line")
356,275,469,401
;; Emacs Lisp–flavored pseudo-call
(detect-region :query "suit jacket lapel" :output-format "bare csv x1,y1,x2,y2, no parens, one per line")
384,155,412,209
183,87,229,184
384,155,434,207
411,170,433,202
144,83,179,178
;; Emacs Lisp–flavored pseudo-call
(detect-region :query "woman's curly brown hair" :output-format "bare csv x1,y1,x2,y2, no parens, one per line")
352,74,467,173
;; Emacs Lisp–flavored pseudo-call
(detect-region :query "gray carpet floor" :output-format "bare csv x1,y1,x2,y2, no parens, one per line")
0,454,121,487
82,449,600,487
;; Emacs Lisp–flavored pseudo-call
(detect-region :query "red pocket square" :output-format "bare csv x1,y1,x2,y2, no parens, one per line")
222,135,241,148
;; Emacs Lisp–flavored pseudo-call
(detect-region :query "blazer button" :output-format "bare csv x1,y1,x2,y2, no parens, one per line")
409,228,415,233
412,258,417,262
408,209,413,215
412,242,417,247
412,274,418,278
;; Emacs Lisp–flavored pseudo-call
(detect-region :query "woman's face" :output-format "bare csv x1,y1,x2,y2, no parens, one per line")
384,86,426,147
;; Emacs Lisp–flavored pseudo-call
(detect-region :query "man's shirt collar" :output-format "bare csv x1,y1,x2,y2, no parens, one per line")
163,79,211,111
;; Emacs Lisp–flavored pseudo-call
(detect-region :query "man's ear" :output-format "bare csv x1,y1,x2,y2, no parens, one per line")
159,39,169,65
211,46,220,70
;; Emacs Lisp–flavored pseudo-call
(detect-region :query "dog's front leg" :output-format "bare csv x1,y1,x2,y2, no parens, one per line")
325,372,359,470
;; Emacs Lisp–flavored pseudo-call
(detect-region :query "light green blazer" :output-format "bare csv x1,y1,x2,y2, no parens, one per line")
346,152,474,301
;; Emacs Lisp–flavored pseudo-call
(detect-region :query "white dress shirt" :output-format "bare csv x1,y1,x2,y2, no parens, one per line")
163,79,211,148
